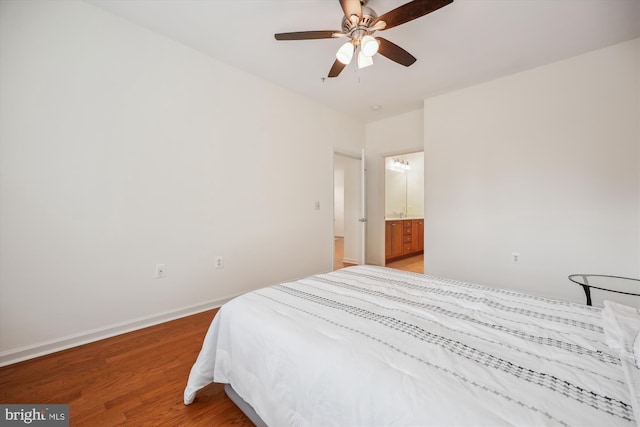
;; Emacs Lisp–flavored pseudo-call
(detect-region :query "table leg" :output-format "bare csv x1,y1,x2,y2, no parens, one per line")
581,285,592,306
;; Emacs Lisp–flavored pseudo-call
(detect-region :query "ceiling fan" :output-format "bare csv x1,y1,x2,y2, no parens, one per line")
274,0,453,78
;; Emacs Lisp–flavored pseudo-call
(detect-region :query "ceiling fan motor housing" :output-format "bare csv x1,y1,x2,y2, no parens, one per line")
341,6,378,38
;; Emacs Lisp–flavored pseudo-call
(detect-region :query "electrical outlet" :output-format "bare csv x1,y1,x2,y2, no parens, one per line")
155,263,166,278
215,256,224,269
511,252,520,263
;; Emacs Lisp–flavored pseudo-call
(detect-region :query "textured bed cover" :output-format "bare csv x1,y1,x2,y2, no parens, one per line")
184,265,638,426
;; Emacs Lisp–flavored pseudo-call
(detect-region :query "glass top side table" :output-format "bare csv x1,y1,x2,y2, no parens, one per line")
568,274,640,306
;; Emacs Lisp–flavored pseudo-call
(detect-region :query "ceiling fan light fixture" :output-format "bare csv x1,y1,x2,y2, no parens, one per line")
357,50,373,69
361,35,379,57
274,0,453,78
336,42,354,65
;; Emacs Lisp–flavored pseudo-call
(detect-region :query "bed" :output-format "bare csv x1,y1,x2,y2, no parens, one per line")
184,265,640,426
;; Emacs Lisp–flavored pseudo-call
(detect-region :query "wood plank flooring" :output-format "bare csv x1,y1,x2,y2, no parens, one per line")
385,253,424,273
334,237,423,273
1,257,423,426
0,309,252,426
333,236,357,270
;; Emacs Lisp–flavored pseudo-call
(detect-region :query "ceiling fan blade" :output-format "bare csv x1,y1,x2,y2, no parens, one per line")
340,0,362,22
328,59,347,78
374,0,453,30
376,37,416,67
275,31,341,41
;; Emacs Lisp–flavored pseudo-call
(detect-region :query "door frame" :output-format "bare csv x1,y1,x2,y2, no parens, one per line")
381,149,424,267
332,148,366,270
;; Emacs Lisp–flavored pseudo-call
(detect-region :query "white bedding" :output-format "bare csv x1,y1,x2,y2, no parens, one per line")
184,265,639,426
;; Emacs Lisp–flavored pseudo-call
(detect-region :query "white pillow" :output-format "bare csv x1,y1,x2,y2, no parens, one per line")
602,300,640,357
635,330,640,370
602,301,640,426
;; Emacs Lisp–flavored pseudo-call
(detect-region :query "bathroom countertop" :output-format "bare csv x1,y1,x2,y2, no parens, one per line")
385,217,423,221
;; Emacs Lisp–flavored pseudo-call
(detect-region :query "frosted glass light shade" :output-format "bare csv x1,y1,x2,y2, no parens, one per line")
361,35,379,57
357,51,373,69
336,42,354,65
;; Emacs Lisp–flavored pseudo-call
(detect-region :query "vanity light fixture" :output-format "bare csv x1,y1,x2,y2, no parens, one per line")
394,159,411,171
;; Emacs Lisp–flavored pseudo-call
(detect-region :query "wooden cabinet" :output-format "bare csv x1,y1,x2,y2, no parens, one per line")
411,219,424,253
385,220,404,259
403,221,412,255
385,219,424,261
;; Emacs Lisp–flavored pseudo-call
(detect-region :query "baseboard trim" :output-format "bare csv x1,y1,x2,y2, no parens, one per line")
0,294,239,367
342,257,358,265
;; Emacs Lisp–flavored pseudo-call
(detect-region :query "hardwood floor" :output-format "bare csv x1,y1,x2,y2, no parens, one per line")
333,236,356,270
386,253,424,273
334,236,423,273
0,309,252,426
1,256,423,426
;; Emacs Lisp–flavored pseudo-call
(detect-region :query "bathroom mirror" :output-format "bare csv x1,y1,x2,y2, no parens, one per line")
385,151,424,219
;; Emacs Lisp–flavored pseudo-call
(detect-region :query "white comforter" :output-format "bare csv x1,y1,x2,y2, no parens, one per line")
184,266,638,427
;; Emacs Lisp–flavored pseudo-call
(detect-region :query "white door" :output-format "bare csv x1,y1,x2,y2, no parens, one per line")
333,149,367,268
358,148,366,265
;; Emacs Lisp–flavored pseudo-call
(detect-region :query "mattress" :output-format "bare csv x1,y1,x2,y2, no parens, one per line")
184,265,639,426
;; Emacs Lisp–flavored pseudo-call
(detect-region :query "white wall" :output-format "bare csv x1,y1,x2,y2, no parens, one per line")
0,0,364,364
405,152,424,219
365,110,424,265
423,38,640,304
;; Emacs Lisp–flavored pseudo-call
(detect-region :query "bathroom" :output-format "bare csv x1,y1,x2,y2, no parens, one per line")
385,151,424,271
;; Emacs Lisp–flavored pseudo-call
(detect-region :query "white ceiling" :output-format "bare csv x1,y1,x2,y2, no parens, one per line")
85,0,640,123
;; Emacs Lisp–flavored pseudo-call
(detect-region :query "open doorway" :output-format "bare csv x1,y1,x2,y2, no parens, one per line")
333,151,363,270
384,151,424,273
